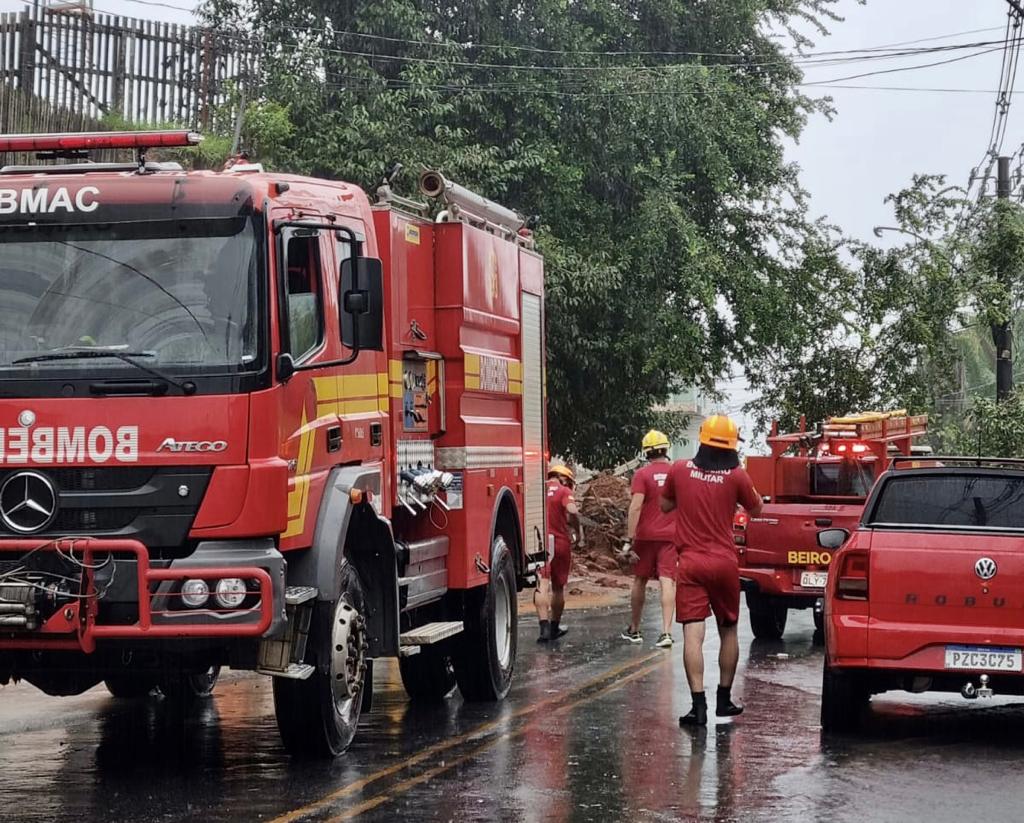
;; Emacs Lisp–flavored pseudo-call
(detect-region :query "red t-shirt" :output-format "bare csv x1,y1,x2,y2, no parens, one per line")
631,461,675,542
661,460,760,556
546,479,575,546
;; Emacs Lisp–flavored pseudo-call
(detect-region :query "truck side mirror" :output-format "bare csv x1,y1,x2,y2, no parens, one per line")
340,256,384,352
817,528,849,550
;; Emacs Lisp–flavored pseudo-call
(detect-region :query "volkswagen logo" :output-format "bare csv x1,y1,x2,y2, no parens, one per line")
975,557,998,581
0,471,57,534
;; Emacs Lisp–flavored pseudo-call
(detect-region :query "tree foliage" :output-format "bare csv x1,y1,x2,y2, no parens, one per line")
199,0,846,465
755,172,1024,458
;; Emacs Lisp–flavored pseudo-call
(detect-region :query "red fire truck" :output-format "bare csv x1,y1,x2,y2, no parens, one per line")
0,130,548,756
738,411,927,640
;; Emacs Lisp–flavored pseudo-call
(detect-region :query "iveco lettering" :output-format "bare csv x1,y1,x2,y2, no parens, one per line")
0,130,547,758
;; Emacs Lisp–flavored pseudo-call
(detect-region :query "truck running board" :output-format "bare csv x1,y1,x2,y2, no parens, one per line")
285,586,318,605
265,663,316,680
400,621,464,648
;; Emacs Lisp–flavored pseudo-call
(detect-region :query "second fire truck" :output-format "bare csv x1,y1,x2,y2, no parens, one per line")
738,411,928,640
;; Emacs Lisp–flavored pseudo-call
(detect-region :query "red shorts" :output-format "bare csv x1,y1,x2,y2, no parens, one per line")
633,540,676,580
540,539,572,588
676,551,740,626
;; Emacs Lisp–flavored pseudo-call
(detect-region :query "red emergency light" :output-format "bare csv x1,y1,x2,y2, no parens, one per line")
834,441,869,455
0,130,202,153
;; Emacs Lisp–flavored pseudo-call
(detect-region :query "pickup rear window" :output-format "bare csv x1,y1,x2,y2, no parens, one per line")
867,473,1024,530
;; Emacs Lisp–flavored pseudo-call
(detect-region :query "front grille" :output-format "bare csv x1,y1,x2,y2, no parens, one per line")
53,508,140,532
49,467,156,492
0,466,212,554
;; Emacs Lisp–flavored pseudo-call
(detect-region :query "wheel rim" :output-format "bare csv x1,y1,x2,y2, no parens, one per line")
330,597,367,719
493,567,513,670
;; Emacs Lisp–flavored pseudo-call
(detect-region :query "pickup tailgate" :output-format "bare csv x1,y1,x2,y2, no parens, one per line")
864,468,1024,669
743,503,862,591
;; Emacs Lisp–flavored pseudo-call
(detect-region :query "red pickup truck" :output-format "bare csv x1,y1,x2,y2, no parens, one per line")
822,457,1024,732
741,413,926,640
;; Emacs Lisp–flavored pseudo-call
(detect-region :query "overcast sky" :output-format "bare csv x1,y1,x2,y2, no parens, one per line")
0,0,1017,243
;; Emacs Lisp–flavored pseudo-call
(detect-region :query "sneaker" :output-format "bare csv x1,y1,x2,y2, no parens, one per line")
655,633,673,649
620,628,642,644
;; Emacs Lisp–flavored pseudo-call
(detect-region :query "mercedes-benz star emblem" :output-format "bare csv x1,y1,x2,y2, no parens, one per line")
975,557,998,581
0,471,57,534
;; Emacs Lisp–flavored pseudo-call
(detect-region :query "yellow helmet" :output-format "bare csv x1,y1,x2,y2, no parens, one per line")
641,429,670,455
699,415,742,451
548,464,575,482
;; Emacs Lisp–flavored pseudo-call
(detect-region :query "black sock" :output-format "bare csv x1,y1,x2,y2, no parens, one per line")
717,685,743,717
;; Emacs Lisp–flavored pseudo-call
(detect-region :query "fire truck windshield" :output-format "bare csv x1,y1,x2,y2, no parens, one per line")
0,217,257,376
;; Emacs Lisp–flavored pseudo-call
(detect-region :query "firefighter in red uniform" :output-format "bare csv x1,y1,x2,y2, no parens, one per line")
536,464,583,643
619,430,677,648
661,415,762,726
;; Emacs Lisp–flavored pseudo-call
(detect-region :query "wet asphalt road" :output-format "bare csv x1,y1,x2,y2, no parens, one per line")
3,600,1024,822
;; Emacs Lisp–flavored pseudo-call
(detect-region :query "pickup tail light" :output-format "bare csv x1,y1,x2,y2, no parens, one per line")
733,511,748,546
836,550,870,600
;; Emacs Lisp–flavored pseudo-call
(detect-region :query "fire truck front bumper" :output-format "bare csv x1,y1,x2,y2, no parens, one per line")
0,537,285,653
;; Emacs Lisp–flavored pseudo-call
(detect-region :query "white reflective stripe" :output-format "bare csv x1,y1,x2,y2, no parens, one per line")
521,292,545,555
436,446,524,469
397,439,435,468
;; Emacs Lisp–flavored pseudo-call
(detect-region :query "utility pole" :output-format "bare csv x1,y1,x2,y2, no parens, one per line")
995,155,1014,402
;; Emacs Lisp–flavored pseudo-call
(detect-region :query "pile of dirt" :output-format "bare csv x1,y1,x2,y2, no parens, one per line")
576,471,632,580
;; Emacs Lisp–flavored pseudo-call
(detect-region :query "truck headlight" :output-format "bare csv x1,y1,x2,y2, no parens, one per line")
215,577,247,609
181,579,209,608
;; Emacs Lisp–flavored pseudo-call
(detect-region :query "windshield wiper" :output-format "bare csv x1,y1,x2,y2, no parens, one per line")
12,349,196,395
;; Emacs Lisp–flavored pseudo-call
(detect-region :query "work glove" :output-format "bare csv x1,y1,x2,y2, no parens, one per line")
618,541,639,565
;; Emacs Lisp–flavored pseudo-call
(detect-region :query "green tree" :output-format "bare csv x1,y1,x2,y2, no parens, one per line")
200,0,846,465
755,173,1024,457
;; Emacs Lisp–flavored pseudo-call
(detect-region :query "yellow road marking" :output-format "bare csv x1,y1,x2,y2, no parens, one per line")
269,651,662,823
328,656,665,821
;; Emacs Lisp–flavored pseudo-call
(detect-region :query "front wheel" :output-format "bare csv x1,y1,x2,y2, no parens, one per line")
453,536,517,702
747,592,788,641
274,565,368,757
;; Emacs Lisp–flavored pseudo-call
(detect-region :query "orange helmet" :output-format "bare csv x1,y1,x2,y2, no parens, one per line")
548,464,575,483
699,415,742,451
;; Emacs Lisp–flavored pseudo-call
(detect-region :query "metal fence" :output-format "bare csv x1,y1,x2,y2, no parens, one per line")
0,4,251,129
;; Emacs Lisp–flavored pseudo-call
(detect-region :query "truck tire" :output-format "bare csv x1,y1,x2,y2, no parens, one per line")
104,676,157,699
821,664,869,733
158,666,221,702
747,592,788,641
454,536,517,702
399,646,457,702
274,565,368,757
813,608,824,634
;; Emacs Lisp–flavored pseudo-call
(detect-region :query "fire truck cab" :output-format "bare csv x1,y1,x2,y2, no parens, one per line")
0,130,548,757
739,411,927,640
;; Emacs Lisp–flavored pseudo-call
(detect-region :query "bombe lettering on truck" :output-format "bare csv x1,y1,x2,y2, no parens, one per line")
787,551,832,565
0,186,99,215
0,426,138,463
